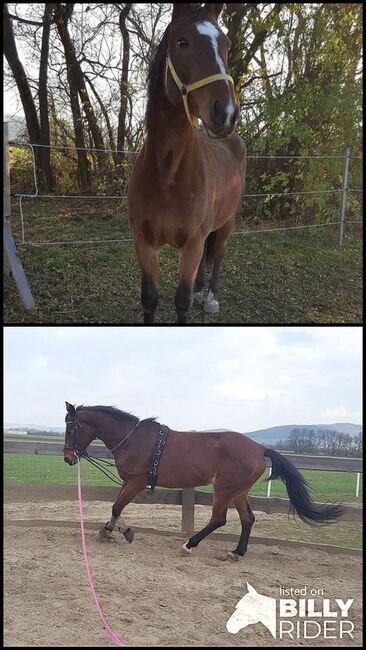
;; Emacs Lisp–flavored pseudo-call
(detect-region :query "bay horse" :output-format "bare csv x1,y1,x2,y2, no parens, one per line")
127,3,246,323
63,403,344,561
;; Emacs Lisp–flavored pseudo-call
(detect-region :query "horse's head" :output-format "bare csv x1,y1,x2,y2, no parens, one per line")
226,583,277,638
167,3,239,137
63,402,96,466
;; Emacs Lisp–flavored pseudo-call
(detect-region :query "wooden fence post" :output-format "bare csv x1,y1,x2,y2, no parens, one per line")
181,488,195,533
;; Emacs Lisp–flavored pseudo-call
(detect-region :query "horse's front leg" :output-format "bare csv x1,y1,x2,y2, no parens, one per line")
98,477,146,543
175,234,205,324
133,233,160,324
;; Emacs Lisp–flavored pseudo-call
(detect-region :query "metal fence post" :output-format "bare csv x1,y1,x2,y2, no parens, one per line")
338,146,351,247
3,122,35,310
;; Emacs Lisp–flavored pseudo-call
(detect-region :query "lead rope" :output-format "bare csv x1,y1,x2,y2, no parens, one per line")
76,457,124,646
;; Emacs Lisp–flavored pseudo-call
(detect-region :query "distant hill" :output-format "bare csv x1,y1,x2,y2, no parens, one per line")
244,423,362,445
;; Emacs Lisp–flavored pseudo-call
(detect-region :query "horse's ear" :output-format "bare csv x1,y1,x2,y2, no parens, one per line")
172,4,199,20
246,582,257,595
205,3,224,20
65,402,76,416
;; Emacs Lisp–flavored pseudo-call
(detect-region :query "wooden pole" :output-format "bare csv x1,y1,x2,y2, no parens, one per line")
338,146,351,247
355,472,361,498
266,466,272,498
181,488,195,533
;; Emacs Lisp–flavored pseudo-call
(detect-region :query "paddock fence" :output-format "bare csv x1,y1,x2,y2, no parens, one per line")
5,439,362,543
7,138,363,249
4,122,363,309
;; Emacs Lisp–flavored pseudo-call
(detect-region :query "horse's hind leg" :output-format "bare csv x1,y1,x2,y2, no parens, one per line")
227,492,255,561
133,236,160,324
205,218,235,314
182,489,229,553
193,239,207,305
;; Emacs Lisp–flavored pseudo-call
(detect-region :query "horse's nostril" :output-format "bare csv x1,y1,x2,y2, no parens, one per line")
211,100,226,126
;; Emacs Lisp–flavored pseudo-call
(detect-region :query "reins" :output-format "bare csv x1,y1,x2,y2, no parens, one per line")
165,53,234,128
76,451,125,486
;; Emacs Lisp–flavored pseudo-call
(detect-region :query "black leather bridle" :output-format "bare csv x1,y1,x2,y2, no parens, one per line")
63,416,95,456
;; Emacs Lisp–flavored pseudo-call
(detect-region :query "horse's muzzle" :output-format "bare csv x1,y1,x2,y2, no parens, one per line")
206,101,238,138
64,454,78,466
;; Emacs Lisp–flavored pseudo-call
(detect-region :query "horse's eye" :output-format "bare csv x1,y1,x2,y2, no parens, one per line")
178,38,189,48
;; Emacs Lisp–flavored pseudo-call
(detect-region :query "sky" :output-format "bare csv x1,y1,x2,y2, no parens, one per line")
4,326,362,432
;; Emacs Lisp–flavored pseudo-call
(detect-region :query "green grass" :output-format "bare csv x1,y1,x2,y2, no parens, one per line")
4,452,113,487
4,453,362,504
197,469,362,505
4,198,362,323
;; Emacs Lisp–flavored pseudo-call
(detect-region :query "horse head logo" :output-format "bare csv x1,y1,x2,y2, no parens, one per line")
226,582,276,638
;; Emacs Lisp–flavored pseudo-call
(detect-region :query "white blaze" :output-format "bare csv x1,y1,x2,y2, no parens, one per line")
196,20,235,126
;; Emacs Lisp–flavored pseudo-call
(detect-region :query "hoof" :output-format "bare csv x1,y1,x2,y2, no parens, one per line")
180,542,192,555
97,529,116,543
98,527,113,539
204,290,219,314
227,551,241,562
122,527,134,544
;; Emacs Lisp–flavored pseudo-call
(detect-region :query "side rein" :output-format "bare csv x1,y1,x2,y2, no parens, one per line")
63,417,125,485
64,417,168,490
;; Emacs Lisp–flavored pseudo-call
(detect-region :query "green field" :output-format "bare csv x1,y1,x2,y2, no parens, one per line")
4,452,362,503
4,198,362,323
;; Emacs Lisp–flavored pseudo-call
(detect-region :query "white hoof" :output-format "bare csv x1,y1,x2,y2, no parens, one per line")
181,542,192,555
204,290,219,314
193,291,205,306
227,551,240,562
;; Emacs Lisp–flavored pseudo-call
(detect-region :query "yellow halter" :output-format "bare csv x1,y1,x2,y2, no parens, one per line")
165,54,234,129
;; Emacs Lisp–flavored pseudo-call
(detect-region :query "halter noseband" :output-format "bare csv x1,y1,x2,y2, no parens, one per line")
165,54,234,129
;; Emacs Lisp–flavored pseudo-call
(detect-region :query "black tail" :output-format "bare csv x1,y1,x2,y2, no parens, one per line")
264,449,346,525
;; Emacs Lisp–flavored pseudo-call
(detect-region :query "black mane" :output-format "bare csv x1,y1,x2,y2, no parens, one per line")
145,26,170,131
145,4,205,131
76,405,157,424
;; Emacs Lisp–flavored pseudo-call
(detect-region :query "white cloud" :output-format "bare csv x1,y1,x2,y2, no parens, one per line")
320,406,362,422
30,355,50,369
4,326,362,430
218,381,267,402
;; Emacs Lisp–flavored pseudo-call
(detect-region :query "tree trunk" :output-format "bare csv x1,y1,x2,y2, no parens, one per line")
117,4,132,163
4,4,42,181
38,3,56,190
54,3,107,176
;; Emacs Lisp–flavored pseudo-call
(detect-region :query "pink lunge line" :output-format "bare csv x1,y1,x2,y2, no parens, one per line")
77,457,124,646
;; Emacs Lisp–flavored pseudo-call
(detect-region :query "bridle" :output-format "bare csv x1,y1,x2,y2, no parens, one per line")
63,416,87,455
63,416,141,456
165,53,234,128
63,414,169,490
